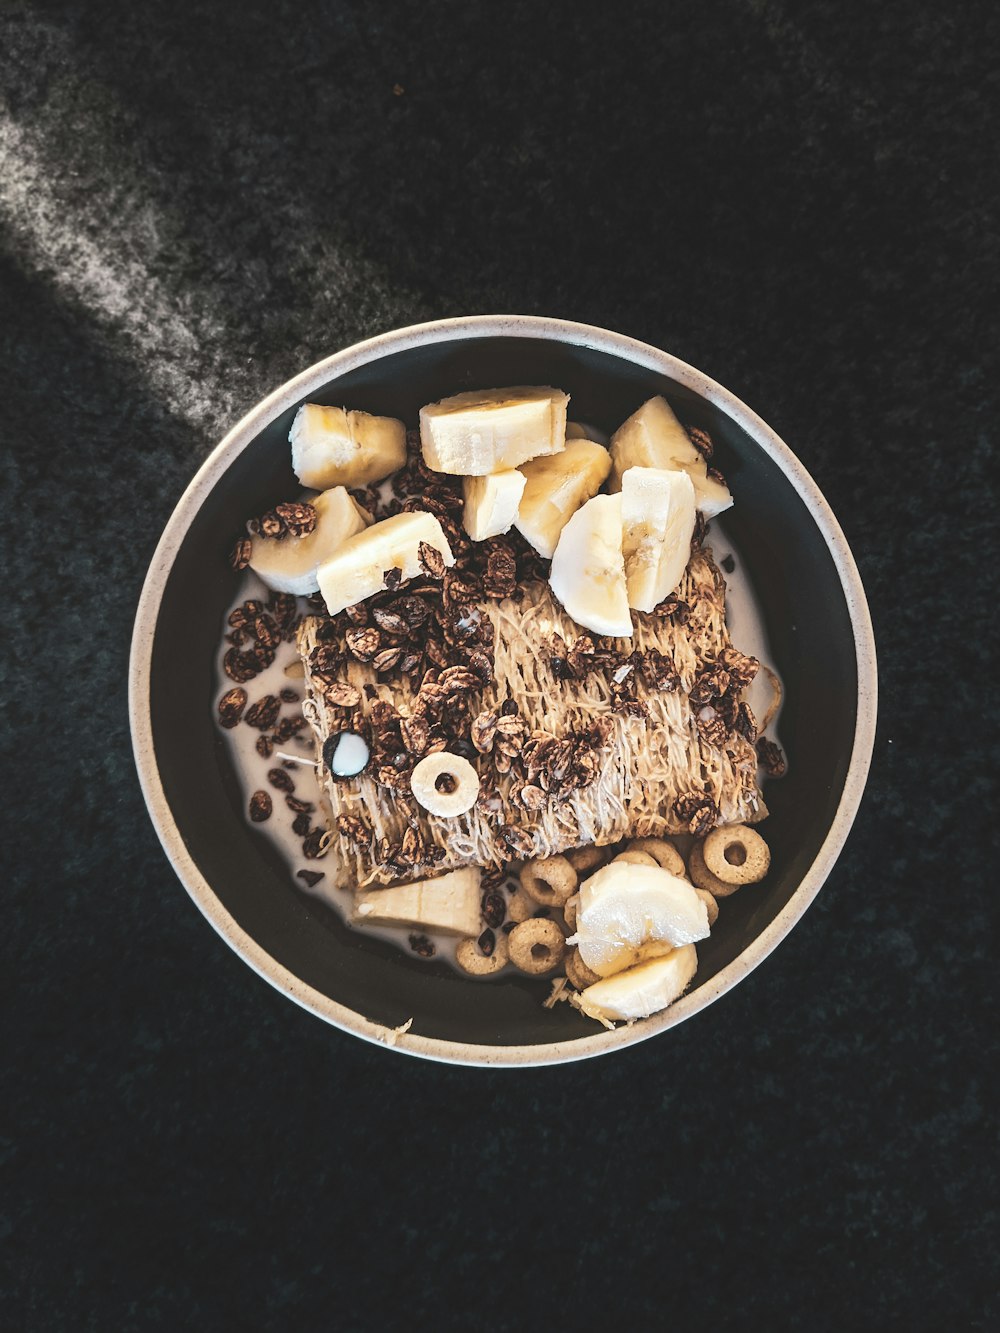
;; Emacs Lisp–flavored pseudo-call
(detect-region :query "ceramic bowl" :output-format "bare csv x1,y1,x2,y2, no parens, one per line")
129,316,877,1066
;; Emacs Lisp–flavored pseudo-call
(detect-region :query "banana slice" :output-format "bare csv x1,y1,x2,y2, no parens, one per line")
621,466,697,612
353,867,481,936
577,944,698,1023
568,860,709,977
316,510,455,615
289,403,407,489
462,470,526,542
419,386,569,475
248,487,370,595
608,396,732,518
548,493,632,639
514,437,612,558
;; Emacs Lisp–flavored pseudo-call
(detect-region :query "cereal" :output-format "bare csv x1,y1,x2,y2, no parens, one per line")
687,839,740,898
520,855,578,906
565,947,601,990
410,751,480,817
248,790,272,822
626,837,687,878
564,844,606,874
702,824,771,885
217,687,248,728
508,919,566,975
614,850,659,867
563,893,580,934
456,930,510,976
507,888,538,923
481,889,506,930
694,887,719,927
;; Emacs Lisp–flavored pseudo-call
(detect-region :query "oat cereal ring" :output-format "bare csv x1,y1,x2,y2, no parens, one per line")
507,888,538,923
694,887,719,928
702,824,771,885
455,930,510,976
562,893,580,935
688,840,741,898
614,850,659,868
626,838,687,877
565,947,600,991
508,919,567,976
409,751,480,817
565,845,606,875
520,855,578,906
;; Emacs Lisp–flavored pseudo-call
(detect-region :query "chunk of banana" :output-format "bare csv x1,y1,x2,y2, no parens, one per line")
548,493,632,639
577,945,698,1023
608,396,732,517
289,403,407,489
462,470,526,542
568,860,709,977
353,867,481,936
514,437,612,558
621,466,697,612
316,511,454,615
248,487,370,595
419,386,568,475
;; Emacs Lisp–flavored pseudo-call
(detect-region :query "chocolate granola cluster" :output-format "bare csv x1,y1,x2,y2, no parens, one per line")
222,591,301,684
689,646,760,751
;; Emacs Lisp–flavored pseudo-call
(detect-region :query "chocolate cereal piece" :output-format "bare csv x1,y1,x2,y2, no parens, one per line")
249,790,272,822
244,694,281,731
230,537,252,571
217,687,248,728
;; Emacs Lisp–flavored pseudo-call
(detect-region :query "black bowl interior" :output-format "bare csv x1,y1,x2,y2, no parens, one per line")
149,335,858,1046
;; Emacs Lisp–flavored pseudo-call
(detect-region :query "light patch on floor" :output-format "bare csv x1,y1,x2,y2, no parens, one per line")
0,109,246,432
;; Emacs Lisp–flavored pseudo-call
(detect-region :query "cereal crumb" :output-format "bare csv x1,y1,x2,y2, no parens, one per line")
379,1017,413,1047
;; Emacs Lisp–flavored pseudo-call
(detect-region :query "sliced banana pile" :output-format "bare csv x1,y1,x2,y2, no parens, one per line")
566,856,710,1024
244,385,728,641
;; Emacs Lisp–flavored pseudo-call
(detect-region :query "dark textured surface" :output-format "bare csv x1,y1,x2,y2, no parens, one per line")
2,2,996,1329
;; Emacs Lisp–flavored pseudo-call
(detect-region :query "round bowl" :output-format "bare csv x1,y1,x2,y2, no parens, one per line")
129,316,877,1066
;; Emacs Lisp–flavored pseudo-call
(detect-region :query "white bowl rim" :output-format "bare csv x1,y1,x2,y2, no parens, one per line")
129,314,878,1068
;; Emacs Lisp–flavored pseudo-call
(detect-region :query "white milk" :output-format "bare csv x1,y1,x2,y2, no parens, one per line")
710,522,786,750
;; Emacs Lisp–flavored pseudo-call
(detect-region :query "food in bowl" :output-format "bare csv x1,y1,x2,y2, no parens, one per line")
215,386,786,1028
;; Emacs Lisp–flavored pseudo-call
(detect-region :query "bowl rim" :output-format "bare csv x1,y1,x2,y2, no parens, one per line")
129,314,878,1067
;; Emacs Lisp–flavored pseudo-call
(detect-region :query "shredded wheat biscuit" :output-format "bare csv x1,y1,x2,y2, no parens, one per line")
299,546,766,890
